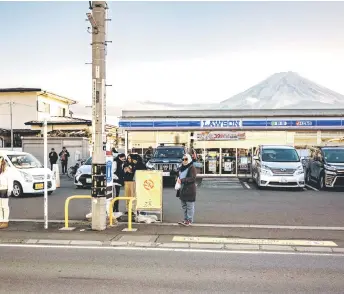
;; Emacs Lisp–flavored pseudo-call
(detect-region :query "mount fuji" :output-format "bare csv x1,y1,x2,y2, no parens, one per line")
220,71,344,109
70,71,344,124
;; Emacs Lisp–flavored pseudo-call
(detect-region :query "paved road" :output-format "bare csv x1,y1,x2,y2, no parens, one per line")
9,177,344,226
0,245,343,293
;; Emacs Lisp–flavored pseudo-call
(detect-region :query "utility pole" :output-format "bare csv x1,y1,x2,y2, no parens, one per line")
87,1,108,231
9,101,13,150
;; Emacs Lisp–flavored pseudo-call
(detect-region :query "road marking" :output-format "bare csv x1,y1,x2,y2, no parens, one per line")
0,243,343,257
305,184,319,191
172,236,337,247
243,182,251,189
9,219,344,231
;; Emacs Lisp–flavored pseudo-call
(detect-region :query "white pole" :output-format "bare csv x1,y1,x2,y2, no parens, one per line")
43,119,48,229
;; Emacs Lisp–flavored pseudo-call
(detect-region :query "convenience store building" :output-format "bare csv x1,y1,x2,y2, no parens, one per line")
119,109,344,177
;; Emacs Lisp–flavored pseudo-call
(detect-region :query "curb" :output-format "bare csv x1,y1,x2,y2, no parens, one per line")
1,238,344,254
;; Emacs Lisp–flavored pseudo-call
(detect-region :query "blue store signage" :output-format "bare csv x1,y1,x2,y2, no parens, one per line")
119,118,344,129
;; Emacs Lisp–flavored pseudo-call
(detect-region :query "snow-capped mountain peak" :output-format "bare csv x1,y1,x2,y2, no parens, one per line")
221,71,344,109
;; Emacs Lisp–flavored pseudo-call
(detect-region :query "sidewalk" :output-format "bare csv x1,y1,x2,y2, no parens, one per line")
1,221,344,254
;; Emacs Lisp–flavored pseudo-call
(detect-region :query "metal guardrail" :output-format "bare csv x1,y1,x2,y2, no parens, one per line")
109,196,137,231
64,195,92,228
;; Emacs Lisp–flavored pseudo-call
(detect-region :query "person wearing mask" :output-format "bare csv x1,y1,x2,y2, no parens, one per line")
175,154,197,226
49,148,58,170
113,153,126,213
59,147,70,175
0,158,13,229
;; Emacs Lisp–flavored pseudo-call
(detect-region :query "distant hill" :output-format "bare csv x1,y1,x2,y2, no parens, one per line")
220,71,344,109
70,71,344,124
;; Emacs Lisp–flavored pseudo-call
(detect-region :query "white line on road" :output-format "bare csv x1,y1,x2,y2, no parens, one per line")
0,243,343,257
243,182,251,189
305,184,319,191
9,219,344,231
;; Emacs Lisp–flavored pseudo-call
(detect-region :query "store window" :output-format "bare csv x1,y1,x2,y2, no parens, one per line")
221,148,236,175
205,148,220,174
237,148,252,176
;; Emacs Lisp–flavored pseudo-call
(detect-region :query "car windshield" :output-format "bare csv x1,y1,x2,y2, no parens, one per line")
84,157,92,165
262,148,300,162
7,153,43,169
323,149,344,163
153,148,184,158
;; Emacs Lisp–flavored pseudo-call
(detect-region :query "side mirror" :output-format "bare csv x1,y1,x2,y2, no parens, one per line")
253,155,259,161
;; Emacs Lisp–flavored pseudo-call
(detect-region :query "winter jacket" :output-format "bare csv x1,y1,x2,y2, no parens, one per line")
113,158,125,186
49,151,58,164
176,165,197,202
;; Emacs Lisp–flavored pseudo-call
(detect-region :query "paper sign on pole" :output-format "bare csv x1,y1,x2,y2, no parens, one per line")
135,170,163,211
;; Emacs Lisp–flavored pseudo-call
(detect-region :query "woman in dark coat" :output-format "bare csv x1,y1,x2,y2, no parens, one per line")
113,153,126,213
176,154,197,226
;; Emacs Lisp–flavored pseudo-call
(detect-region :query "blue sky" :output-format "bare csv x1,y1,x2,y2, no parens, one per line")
1,1,344,113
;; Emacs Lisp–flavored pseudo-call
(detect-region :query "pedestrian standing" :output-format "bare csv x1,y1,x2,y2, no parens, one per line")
113,153,126,213
0,158,13,229
49,148,58,170
176,154,197,226
59,147,70,175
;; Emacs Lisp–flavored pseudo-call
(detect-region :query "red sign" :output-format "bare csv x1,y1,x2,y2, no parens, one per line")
143,179,154,191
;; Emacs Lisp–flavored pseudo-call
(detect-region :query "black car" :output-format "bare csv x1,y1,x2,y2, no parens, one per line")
306,146,344,189
145,144,186,180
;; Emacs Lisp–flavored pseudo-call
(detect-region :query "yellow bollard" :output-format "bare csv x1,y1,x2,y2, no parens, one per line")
109,196,136,231
64,195,92,228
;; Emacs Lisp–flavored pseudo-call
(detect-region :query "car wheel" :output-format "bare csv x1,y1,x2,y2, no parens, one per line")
256,174,262,189
48,191,53,195
12,181,23,197
318,173,326,190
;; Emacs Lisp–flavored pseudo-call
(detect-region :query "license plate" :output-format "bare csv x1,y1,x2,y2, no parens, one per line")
162,172,170,177
86,178,92,183
34,183,44,190
280,178,288,183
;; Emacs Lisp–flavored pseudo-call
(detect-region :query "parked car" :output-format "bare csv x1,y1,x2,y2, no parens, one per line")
145,144,186,180
252,145,305,189
0,150,56,197
74,156,92,188
305,146,344,189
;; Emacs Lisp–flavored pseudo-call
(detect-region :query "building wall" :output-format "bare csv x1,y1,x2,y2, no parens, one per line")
22,137,90,168
0,92,37,129
0,92,72,130
37,96,69,120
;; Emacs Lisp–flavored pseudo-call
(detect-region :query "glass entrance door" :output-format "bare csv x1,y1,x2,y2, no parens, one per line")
205,148,220,175
221,148,237,175
237,148,253,177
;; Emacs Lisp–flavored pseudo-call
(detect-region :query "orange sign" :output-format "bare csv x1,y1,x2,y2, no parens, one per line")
143,179,154,190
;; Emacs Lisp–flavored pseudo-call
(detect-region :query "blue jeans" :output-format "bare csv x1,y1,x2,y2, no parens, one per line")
181,200,195,222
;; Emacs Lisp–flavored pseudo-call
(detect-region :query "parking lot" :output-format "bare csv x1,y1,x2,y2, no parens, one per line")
8,176,344,226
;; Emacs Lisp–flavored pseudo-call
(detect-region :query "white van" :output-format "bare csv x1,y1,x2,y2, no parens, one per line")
0,150,56,197
252,145,305,189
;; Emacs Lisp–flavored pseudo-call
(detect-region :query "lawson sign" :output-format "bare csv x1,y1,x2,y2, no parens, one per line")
202,120,242,128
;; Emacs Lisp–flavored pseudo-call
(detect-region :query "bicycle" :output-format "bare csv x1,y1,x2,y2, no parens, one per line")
67,159,85,179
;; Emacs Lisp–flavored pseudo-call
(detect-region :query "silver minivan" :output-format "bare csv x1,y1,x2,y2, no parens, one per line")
252,145,305,189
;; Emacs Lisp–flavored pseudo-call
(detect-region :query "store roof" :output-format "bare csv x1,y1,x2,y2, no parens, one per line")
121,109,344,119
